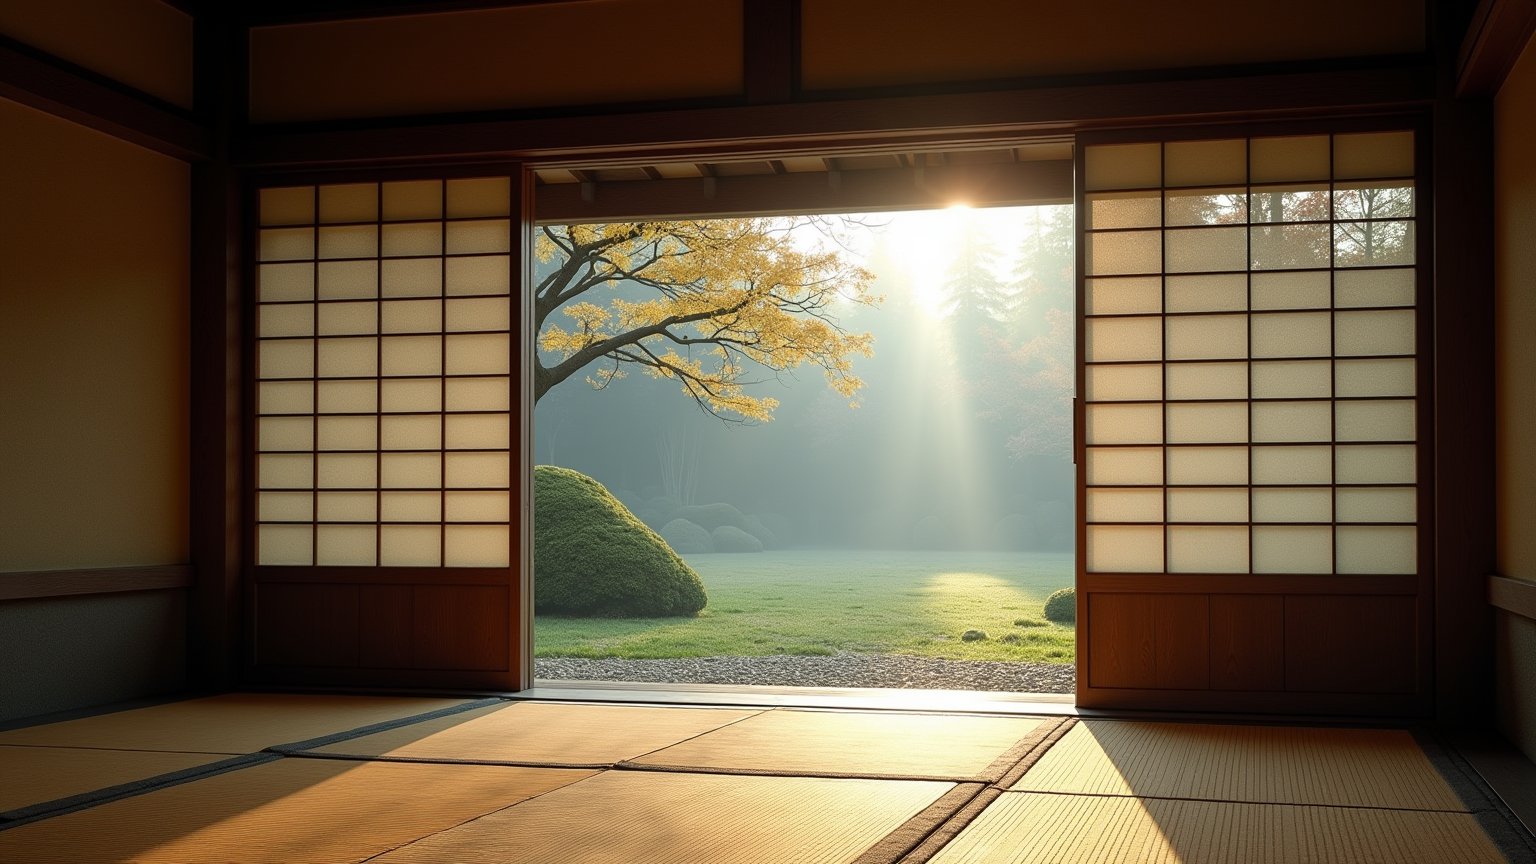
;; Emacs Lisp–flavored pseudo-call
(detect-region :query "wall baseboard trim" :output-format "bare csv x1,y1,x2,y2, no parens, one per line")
0,566,194,602
1490,574,1536,622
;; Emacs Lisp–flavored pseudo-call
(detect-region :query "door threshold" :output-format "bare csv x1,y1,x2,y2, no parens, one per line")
514,678,1077,715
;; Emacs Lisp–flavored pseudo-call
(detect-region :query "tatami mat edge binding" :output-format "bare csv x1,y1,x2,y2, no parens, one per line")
851,783,989,864
0,753,282,831
848,718,1079,864
1416,729,1536,864
881,718,1078,864
614,716,1070,784
264,696,504,752
0,698,502,831
279,749,614,770
892,721,1536,864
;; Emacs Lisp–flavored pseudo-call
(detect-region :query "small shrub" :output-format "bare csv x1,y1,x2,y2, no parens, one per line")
1014,618,1049,628
999,632,1022,644
741,514,780,549
711,525,764,553
961,629,988,642
533,465,706,617
635,495,682,529
1043,587,1076,624
660,518,713,554
676,503,749,532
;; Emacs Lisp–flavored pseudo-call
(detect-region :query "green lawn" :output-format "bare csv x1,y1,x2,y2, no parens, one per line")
535,549,1075,663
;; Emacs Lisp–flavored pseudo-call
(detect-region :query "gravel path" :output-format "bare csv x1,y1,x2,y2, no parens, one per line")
536,652,1074,693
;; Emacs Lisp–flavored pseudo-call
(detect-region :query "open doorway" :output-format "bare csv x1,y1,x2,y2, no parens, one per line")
531,195,1077,696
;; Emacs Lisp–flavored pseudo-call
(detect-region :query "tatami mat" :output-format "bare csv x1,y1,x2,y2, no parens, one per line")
628,709,1050,780
305,701,760,765
0,758,593,863
1010,720,1467,811
0,694,471,755
926,791,1507,864
0,746,225,815
371,768,954,864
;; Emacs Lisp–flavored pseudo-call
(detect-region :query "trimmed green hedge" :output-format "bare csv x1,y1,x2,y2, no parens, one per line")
1043,587,1076,624
661,518,713,554
675,503,749,532
711,525,764,553
534,466,707,617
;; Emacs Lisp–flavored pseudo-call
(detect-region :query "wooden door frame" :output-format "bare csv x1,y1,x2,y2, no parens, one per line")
211,69,1488,718
240,162,536,691
1071,114,1438,718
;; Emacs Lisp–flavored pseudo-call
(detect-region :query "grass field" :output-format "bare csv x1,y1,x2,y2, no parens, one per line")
535,549,1075,663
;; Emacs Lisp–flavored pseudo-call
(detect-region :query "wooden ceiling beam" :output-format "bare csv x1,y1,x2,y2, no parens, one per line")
1456,0,1536,96
743,0,795,105
534,158,1071,223
0,35,211,161
239,66,1430,168
240,0,593,27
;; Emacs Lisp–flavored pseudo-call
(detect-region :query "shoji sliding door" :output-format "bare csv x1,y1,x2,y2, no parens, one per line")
248,172,531,690
1076,128,1429,715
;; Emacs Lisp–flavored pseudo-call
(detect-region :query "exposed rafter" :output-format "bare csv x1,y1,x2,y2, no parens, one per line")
0,35,211,161
535,158,1070,223
1457,0,1536,96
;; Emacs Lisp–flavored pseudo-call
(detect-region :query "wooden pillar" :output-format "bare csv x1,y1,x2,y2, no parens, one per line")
188,9,246,690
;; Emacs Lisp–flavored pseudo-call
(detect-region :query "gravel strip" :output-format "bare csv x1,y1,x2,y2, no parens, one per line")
535,652,1074,693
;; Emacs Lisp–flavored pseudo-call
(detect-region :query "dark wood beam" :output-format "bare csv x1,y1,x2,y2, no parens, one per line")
0,36,210,160
534,159,1070,222
1432,91,1497,728
743,0,796,104
157,0,201,16
1456,0,1536,96
240,0,596,27
188,8,246,691
238,66,1432,168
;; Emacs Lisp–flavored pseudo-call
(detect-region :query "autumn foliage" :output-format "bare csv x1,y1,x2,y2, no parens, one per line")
535,219,878,422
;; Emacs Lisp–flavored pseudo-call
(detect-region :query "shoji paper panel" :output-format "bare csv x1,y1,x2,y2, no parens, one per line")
1083,131,1417,576
256,179,515,567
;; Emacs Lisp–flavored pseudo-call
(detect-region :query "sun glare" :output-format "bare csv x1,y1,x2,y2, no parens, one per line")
881,208,969,318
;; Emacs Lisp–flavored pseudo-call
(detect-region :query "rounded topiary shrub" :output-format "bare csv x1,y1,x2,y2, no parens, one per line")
711,525,764,553
660,518,713,555
634,495,682,531
741,514,780,549
534,465,707,617
1043,587,1076,624
676,503,749,532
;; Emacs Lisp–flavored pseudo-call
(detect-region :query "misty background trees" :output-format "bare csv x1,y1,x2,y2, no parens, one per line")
534,206,1075,552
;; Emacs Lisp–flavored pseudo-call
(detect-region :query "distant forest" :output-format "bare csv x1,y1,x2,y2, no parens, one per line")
533,206,1075,552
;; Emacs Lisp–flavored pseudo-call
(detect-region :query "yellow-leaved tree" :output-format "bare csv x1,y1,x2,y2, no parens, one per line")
535,218,878,422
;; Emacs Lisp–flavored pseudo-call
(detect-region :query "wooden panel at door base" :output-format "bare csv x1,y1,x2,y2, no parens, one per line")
1078,587,1423,716
252,580,514,687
